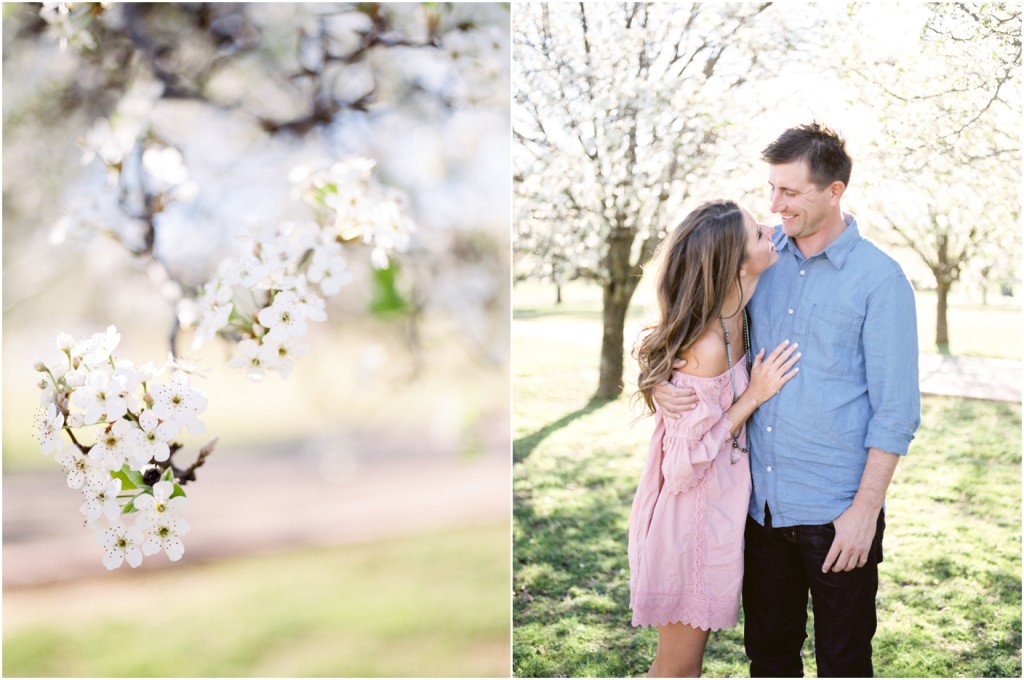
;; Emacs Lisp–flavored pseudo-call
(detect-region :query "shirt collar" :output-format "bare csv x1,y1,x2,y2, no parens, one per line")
774,214,861,269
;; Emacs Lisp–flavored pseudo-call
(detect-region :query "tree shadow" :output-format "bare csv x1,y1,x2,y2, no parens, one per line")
513,397,616,464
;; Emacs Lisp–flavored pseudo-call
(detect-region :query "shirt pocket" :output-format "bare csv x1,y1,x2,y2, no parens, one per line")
802,303,864,376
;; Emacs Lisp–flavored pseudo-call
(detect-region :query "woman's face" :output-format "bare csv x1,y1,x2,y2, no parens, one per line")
742,208,778,276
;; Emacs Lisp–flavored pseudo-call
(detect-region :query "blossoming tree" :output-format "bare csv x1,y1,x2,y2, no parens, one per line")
842,2,1021,350
8,1,509,570
513,2,783,398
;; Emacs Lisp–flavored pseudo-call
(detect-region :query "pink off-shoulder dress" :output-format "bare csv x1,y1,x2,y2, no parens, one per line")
627,360,751,630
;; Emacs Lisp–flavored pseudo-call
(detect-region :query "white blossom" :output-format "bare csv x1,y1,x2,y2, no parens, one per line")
259,330,309,379
306,251,351,295
134,409,179,464
56,332,76,352
72,369,128,424
95,521,145,570
56,447,106,489
70,325,121,368
139,514,190,562
220,255,269,288
256,291,308,337
227,339,270,381
150,371,207,434
80,477,123,524
87,418,135,471
37,403,65,455
135,480,187,521
290,278,327,322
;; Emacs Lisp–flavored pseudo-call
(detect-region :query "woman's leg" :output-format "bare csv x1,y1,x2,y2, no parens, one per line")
648,623,711,678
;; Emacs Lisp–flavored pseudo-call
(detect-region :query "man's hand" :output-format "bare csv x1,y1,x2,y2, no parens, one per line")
821,502,878,573
651,359,698,419
821,448,898,573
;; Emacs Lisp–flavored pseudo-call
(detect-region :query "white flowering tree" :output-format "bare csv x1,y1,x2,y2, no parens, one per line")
842,2,1021,350
7,2,509,570
513,2,784,398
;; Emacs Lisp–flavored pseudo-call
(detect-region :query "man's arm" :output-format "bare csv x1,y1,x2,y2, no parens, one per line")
650,359,698,418
821,448,898,573
822,269,919,573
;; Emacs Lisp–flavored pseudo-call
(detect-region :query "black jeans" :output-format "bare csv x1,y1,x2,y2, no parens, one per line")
742,506,885,678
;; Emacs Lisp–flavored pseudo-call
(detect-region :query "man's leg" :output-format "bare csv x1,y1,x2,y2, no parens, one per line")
743,509,809,678
797,512,885,678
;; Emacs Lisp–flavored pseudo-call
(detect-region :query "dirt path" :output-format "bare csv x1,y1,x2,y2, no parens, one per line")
3,446,509,588
918,353,1020,402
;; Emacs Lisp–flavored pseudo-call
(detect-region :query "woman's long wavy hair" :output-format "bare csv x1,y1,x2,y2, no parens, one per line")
633,199,748,414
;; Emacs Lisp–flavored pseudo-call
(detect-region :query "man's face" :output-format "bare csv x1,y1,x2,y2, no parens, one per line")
767,160,835,240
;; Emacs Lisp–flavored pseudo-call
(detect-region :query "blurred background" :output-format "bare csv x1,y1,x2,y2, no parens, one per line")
3,2,510,677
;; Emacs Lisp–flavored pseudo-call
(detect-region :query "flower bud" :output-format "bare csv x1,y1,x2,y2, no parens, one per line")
33,362,47,372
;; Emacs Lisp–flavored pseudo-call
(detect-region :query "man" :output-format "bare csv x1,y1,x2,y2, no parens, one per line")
654,122,921,677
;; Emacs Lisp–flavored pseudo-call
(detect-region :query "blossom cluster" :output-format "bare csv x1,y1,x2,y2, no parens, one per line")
190,157,414,380
39,2,104,52
293,157,414,270
35,326,206,569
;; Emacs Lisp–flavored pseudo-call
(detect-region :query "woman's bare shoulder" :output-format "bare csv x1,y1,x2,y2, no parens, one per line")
677,330,729,378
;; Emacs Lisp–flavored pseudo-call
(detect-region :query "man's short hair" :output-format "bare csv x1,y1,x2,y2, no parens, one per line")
761,122,852,189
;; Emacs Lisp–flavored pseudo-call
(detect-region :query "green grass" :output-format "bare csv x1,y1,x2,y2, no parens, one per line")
512,282,1022,678
3,523,510,677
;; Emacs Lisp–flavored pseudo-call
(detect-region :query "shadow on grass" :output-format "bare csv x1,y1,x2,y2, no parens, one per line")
513,450,748,677
513,454,648,677
513,397,616,464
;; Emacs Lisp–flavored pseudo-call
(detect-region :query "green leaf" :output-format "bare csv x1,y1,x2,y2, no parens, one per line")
161,466,174,483
169,483,187,499
111,466,143,491
121,499,137,514
369,261,408,316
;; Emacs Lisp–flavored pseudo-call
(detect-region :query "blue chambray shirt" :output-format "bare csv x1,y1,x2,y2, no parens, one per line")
746,214,921,528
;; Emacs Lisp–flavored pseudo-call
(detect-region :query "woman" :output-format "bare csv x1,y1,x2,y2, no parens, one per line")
629,199,800,677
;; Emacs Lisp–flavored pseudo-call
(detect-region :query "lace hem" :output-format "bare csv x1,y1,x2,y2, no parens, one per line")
630,592,739,631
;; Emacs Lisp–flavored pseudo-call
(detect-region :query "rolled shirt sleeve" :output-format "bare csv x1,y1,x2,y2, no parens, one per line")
863,271,921,455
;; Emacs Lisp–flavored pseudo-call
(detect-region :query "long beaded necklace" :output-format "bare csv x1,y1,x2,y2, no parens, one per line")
720,308,751,464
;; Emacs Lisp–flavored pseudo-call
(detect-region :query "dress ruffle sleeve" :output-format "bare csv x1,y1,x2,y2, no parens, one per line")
657,371,735,495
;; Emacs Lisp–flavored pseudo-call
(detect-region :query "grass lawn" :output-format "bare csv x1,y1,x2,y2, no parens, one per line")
512,281,1022,678
513,280,1022,361
3,523,510,677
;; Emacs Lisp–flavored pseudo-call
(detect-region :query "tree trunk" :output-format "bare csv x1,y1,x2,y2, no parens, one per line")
596,281,632,398
596,226,645,399
933,235,953,353
935,277,950,352
555,283,562,305
980,265,991,305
